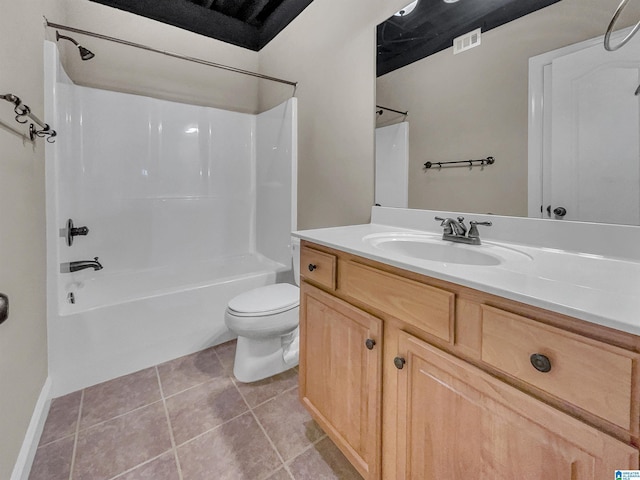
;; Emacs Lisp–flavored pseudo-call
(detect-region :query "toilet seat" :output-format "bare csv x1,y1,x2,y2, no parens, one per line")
228,283,300,317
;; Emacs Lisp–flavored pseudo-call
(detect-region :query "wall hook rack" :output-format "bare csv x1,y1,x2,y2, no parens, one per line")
1,93,57,143
424,156,495,170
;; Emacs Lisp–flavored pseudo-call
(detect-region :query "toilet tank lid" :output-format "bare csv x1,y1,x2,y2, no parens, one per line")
228,283,300,314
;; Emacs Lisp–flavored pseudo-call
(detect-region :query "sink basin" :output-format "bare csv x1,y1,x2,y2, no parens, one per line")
363,233,532,266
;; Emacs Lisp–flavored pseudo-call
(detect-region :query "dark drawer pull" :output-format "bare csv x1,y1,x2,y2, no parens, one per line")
394,357,406,370
365,338,376,350
530,353,552,373
308,264,317,272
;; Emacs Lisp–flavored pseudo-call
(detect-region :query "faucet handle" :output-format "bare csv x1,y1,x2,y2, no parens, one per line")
468,220,492,239
470,221,492,226
434,216,453,234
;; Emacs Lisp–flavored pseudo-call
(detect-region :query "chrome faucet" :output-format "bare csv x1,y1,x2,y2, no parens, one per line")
435,216,492,245
64,257,103,273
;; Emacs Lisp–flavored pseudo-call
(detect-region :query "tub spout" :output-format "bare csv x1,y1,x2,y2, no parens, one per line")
67,257,103,273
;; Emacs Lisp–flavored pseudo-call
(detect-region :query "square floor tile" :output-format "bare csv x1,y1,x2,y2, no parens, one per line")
178,412,281,480
39,391,81,446
80,367,161,429
113,452,180,480
29,436,75,480
166,376,247,445
288,437,362,480
158,347,225,397
73,402,172,480
234,368,298,408
254,388,325,461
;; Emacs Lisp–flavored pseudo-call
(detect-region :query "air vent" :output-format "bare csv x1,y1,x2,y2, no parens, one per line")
453,28,481,55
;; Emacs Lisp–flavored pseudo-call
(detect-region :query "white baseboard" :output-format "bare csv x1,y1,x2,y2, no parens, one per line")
11,377,52,480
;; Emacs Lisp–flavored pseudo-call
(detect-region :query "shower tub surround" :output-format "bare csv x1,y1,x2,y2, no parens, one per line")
44,42,297,396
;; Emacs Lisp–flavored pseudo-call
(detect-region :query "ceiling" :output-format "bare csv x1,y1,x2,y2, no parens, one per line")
89,0,314,51
377,0,561,76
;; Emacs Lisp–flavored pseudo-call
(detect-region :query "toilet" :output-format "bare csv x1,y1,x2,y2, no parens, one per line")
224,238,301,382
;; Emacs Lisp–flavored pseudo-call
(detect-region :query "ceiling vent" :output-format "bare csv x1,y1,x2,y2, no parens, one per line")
453,28,482,55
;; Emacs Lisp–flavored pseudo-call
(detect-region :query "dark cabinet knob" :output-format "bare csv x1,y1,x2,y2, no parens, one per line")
553,207,567,217
365,339,376,350
0,293,8,325
530,353,552,373
308,264,317,272
394,356,406,370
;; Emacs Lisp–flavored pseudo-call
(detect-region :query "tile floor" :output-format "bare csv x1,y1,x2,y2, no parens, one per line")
29,340,363,480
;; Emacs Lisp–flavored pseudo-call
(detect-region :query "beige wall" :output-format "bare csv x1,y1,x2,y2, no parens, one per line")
377,0,640,217
0,0,56,476
258,0,408,229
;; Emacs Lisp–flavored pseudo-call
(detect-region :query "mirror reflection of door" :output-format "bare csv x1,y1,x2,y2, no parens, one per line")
532,29,640,225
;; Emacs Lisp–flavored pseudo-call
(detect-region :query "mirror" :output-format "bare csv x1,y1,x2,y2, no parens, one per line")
375,0,640,225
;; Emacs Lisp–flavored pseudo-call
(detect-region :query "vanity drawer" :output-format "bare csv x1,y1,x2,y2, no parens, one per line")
481,305,638,431
340,261,454,343
300,246,337,290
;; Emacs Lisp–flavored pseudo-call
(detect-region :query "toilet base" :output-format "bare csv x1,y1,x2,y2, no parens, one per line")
232,328,299,383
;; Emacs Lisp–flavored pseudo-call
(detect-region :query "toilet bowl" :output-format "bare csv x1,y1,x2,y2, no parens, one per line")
224,238,301,383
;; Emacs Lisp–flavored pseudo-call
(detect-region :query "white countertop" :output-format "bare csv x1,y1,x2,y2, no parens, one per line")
293,223,640,336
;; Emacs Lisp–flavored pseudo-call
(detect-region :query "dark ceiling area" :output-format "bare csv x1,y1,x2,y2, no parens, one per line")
89,0,313,51
377,0,561,77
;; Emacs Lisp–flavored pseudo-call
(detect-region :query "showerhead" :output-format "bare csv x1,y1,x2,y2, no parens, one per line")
55,31,95,61
78,46,95,61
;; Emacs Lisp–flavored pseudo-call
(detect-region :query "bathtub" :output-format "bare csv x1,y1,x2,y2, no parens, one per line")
49,254,287,397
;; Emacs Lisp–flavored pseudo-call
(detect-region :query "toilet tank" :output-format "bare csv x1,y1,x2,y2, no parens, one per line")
291,237,301,286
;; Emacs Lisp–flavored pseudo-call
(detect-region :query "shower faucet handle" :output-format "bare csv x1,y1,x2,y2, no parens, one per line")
66,218,90,246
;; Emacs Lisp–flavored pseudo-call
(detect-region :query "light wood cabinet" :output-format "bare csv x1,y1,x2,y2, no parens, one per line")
299,282,382,479
395,330,638,479
299,241,640,480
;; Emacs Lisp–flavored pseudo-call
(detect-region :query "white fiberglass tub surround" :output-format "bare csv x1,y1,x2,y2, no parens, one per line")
44,42,297,396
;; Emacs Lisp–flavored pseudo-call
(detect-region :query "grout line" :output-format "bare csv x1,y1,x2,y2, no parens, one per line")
282,433,328,470
74,399,165,434
212,343,225,367
160,344,231,401
36,431,77,449
105,449,173,480
248,383,299,410
173,405,249,449
162,376,220,401
156,366,184,480
68,389,84,480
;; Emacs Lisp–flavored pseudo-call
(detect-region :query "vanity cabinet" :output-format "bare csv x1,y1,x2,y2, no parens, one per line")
298,240,640,480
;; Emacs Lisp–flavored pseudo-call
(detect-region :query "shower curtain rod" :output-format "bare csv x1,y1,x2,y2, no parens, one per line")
43,18,298,92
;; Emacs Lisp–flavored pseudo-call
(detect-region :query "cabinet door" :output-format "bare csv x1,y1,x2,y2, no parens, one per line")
394,331,638,479
300,282,382,480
